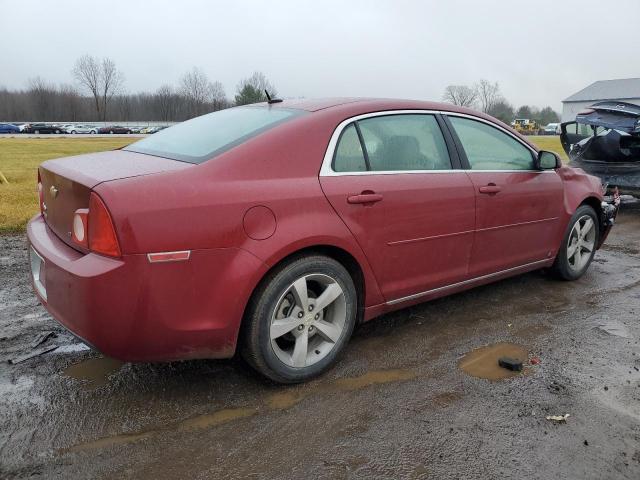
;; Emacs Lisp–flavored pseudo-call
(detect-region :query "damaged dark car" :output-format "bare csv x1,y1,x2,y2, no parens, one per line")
561,101,640,196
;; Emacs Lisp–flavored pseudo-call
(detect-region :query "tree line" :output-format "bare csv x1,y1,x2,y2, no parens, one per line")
442,80,560,126
0,55,277,122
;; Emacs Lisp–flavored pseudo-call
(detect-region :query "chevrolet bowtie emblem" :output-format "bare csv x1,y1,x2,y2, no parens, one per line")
50,186,59,198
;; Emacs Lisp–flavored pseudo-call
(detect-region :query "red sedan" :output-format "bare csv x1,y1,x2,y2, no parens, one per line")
27,98,616,383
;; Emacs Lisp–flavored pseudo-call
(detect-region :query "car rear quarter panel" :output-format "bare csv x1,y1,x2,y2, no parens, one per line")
96,112,385,315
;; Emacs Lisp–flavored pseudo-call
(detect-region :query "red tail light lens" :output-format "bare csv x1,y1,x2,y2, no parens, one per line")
88,192,121,257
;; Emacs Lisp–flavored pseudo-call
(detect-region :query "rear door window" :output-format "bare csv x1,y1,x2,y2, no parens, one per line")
332,124,367,172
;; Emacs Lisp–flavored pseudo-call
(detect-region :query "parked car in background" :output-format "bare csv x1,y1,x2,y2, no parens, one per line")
543,123,560,135
561,101,640,196
0,123,20,134
128,126,144,134
23,123,63,134
27,98,617,383
97,125,131,134
140,126,160,134
65,124,99,134
13,123,29,132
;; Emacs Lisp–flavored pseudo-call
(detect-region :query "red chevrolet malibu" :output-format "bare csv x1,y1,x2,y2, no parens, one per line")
27,98,615,383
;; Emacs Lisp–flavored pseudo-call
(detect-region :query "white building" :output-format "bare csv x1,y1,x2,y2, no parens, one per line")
562,78,640,122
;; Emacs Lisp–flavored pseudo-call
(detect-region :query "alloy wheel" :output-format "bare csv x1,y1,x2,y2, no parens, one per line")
567,214,596,271
269,273,346,368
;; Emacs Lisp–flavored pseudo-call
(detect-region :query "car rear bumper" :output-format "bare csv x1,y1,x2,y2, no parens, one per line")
27,214,268,362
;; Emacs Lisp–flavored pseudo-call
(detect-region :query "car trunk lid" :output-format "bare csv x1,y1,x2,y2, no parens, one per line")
39,150,190,249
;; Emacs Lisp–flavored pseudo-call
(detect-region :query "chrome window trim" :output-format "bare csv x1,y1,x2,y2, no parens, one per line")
320,109,543,177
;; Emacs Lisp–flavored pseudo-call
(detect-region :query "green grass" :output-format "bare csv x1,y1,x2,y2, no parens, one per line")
0,135,568,234
0,138,135,233
528,135,568,162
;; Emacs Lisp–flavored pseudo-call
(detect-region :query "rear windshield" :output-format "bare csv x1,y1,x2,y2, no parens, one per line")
124,106,305,163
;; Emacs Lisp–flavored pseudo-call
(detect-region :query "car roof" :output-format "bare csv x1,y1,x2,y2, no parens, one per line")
267,97,482,115
263,97,535,148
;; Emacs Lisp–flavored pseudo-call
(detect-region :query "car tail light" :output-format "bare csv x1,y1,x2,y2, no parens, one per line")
88,192,121,257
69,193,121,257
37,170,44,215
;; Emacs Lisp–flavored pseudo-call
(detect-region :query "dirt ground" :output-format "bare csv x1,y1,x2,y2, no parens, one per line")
1,208,639,480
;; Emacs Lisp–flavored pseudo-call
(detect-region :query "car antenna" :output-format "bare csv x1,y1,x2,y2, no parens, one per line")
265,90,283,104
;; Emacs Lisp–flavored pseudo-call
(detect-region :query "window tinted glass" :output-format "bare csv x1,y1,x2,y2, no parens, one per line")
449,116,534,170
357,114,451,171
333,123,367,172
124,106,305,164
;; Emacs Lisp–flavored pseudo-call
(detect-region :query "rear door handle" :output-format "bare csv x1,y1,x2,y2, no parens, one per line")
479,184,501,194
347,192,383,204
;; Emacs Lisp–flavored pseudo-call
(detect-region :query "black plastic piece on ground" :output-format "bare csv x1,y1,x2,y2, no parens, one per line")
498,357,523,371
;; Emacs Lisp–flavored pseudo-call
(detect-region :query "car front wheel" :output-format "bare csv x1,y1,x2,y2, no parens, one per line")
551,205,599,280
242,254,357,383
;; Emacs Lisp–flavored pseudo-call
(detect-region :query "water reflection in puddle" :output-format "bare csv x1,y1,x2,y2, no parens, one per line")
458,342,528,381
63,356,124,389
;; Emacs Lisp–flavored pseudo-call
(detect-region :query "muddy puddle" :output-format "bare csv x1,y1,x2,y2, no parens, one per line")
458,342,529,381
66,368,416,453
63,356,124,389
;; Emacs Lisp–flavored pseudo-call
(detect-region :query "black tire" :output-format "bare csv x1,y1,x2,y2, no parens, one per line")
242,254,357,383
551,205,599,280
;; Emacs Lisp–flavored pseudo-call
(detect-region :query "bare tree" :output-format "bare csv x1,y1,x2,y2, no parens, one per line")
210,81,228,111
442,85,477,107
154,84,178,122
27,77,55,120
181,67,212,116
474,79,501,113
100,58,124,120
73,54,123,120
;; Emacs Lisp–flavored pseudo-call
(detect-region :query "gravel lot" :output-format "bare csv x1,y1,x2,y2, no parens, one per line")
1,208,639,479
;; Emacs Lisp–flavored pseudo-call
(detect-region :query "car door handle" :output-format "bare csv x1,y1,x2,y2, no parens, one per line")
347,192,383,204
478,184,501,194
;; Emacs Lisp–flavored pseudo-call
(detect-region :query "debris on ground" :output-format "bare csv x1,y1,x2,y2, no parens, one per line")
30,331,55,348
498,357,523,372
530,357,541,365
8,344,59,364
546,414,570,423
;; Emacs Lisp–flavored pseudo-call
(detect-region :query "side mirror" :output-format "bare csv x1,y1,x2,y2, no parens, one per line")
535,150,561,170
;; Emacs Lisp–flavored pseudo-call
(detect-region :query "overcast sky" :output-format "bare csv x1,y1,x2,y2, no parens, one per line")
1,0,638,111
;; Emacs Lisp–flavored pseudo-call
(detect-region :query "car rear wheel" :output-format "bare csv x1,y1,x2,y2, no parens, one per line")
242,254,357,383
551,205,599,280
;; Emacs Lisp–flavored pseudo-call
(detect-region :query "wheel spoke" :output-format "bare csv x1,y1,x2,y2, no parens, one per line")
567,240,579,259
270,316,301,340
291,277,309,311
582,241,594,253
574,247,582,267
291,330,308,367
314,320,341,343
582,218,594,237
314,283,343,311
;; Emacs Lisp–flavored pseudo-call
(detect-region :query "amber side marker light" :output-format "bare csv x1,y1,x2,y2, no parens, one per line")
147,251,191,263
71,193,121,257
